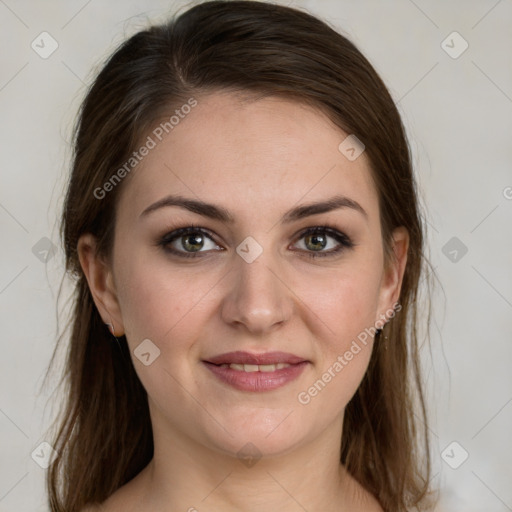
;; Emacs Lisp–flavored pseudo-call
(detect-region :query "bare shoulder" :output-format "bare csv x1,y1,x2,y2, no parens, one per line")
80,500,118,512
342,469,384,512
79,491,129,512
79,488,134,512
80,466,149,512
80,505,103,512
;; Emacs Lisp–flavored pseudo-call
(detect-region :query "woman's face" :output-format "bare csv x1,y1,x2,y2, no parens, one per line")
83,91,407,459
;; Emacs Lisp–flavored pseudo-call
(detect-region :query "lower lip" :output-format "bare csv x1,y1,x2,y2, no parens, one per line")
202,361,309,392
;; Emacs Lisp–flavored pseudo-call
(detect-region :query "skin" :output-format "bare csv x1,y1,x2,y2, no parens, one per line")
78,91,408,512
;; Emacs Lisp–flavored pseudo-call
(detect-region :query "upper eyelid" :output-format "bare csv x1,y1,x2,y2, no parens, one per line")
160,225,351,250
161,226,219,244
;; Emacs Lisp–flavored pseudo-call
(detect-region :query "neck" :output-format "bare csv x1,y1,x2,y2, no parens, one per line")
137,408,370,512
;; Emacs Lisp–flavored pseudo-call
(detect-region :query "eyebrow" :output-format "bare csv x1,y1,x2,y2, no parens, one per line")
139,193,368,223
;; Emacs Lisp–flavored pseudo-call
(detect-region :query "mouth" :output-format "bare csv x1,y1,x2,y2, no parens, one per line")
204,350,307,366
213,362,293,372
202,351,309,392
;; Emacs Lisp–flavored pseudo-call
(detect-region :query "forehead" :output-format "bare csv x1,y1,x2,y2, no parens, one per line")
117,91,378,225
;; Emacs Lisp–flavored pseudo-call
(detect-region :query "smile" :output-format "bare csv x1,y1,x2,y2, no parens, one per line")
202,351,309,392
219,363,291,372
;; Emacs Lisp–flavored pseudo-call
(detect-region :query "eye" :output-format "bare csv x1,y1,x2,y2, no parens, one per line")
291,225,354,258
157,224,354,259
158,225,223,258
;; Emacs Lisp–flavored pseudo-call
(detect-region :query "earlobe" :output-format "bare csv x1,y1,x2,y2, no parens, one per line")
77,233,125,336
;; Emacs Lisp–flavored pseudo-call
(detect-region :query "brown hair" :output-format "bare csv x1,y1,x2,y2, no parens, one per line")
44,1,437,510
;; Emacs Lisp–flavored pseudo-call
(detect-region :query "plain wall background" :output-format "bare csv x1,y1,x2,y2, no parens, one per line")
1,1,511,510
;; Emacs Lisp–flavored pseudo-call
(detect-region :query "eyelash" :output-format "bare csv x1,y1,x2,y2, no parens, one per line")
156,223,355,260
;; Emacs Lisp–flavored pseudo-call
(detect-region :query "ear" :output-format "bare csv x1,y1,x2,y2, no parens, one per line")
77,233,125,336
376,226,409,324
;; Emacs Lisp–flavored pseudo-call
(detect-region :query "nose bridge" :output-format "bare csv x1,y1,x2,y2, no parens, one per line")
221,242,292,333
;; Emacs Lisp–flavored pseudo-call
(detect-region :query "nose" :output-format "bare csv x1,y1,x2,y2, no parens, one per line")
220,247,293,335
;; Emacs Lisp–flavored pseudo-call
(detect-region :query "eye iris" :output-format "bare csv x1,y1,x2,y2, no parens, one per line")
182,233,204,252
305,233,327,251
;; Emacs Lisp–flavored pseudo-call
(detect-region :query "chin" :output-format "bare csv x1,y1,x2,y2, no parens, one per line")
201,407,311,459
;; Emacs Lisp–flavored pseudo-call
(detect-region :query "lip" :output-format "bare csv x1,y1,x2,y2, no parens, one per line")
204,351,307,366
202,351,309,392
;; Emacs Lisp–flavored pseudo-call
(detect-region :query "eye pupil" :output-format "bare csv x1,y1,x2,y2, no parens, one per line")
182,234,204,252
305,233,327,251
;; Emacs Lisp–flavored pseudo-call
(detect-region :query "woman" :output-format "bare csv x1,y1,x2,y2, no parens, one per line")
45,1,436,510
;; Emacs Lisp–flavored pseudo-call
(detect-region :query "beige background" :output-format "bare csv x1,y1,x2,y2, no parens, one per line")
0,0,511,510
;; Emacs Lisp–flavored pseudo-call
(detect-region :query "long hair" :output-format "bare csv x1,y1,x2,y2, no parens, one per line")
44,1,437,510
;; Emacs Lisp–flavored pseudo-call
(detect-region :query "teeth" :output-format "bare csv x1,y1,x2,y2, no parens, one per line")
221,363,291,372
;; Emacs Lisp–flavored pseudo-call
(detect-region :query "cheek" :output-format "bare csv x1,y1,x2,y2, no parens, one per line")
114,252,220,354
295,290,377,424
295,261,381,404
302,260,382,345
114,256,214,409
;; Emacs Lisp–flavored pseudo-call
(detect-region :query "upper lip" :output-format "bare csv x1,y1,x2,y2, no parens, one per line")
204,351,307,365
